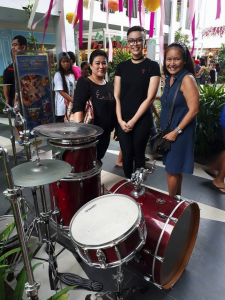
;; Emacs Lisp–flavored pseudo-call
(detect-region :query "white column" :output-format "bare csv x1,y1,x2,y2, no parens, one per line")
180,0,187,30
53,15,63,64
168,0,178,44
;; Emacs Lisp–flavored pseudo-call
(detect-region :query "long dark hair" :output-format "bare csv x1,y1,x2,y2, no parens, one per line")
163,42,195,77
58,59,73,94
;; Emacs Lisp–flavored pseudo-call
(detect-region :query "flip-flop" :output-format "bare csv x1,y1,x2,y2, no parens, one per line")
114,165,122,169
204,168,216,178
211,183,225,194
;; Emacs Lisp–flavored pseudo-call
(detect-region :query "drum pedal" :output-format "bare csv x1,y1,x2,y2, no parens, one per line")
57,273,103,292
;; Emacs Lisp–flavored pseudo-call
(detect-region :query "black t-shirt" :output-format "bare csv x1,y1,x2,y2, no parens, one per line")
210,69,216,83
3,63,15,106
72,77,116,133
115,58,160,120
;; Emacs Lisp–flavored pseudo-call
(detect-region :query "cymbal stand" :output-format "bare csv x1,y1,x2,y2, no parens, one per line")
0,146,40,300
0,94,18,166
17,111,31,162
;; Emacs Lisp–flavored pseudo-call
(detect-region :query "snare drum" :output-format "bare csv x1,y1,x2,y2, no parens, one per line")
49,139,98,173
49,163,101,228
70,194,146,268
110,180,200,289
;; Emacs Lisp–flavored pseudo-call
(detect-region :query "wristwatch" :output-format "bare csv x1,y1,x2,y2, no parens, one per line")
175,126,182,134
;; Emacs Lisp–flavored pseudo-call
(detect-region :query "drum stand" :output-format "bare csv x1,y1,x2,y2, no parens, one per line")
0,146,40,299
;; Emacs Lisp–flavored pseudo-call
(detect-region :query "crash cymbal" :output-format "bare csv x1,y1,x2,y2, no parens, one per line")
33,123,103,141
12,159,71,187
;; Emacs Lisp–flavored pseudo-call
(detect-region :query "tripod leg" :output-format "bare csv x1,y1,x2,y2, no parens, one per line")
32,187,43,243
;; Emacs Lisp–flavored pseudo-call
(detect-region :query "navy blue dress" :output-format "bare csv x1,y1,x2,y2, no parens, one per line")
160,69,196,174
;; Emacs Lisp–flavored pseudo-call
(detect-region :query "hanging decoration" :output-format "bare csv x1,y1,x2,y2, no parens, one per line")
202,26,225,38
189,0,195,57
159,0,164,63
83,0,90,9
60,0,66,52
143,0,160,12
149,12,155,38
129,0,133,27
108,0,119,11
87,0,95,62
216,0,221,20
28,0,39,29
32,0,60,30
106,0,113,61
41,0,54,49
119,0,123,12
77,0,84,47
66,13,79,24
139,0,145,28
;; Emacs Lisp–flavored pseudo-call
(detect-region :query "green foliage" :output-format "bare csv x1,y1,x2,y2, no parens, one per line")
108,49,132,85
47,286,76,300
195,83,225,156
174,27,190,48
217,70,225,84
218,43,225,68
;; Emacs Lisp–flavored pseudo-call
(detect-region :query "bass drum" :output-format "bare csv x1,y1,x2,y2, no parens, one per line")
49,163,101,229
110,180,200,289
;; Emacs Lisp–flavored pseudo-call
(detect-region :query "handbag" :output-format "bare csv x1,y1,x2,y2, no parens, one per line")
153,80,182,155
81,79,95,125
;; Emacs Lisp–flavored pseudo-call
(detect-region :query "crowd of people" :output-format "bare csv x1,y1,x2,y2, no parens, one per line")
2,27,225,196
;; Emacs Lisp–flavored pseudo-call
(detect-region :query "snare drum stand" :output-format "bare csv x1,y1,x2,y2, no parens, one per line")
0,146,40,300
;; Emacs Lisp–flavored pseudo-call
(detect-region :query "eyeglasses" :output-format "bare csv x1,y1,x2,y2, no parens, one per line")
127,38,144,46
12,43,20,47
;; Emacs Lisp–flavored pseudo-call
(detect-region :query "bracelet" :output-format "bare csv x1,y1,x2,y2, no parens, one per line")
175,126,182,134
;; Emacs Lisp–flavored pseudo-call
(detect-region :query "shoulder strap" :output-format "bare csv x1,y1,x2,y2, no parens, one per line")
167,80,182,125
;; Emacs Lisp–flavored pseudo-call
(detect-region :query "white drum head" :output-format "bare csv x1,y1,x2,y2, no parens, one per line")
70,194,139,246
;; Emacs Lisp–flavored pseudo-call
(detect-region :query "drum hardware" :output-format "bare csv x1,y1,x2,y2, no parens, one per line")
142,248,164,263
0,146,40,299
174,195,193,203
156,198,166,204
16,111,31,162
0,95,18,166
157,212,178,223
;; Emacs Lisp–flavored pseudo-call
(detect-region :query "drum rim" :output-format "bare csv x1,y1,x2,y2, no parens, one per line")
69,194,141,249
153,200,200,289
48,137,97,145
49,139,98,148
60,162,102,181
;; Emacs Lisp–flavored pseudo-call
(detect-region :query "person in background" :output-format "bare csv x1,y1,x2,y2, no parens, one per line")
67,51,82,81
160,42,199,197
114,26,160,179
3,35,27,146
73,50,116,162
54,52,76,122
81,62,90,78
216,61,220,78
209,62,217,84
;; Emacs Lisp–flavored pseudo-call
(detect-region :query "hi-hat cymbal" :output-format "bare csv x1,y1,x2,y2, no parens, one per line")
12,159,71,187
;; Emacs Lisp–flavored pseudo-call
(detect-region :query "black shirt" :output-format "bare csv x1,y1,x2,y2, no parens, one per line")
115,58,160,120
72,77,116,133
3,63,15,107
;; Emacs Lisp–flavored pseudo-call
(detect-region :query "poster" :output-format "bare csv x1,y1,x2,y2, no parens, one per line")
15,53,54,132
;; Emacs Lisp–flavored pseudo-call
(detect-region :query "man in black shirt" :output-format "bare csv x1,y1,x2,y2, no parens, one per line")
3,35,27,145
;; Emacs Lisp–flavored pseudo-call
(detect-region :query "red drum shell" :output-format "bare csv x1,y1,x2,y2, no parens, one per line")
110,180,200,289
49,140,97,173
49,166,101,227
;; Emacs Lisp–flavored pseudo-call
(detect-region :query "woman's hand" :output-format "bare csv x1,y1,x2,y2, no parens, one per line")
163,130,179,141
127,119,136,130
119,120,132,133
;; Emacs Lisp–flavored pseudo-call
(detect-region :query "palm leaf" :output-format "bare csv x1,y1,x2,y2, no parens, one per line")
47,286,76,300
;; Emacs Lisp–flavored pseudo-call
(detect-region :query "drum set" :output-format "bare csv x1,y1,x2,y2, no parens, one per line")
0,120,200,300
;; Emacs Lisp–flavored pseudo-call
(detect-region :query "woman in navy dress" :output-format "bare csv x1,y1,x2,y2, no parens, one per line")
160,42,199,197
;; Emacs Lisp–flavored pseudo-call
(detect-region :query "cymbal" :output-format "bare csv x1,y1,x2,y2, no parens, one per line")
12,159,71,187
0,84,12,86
33,123,103,141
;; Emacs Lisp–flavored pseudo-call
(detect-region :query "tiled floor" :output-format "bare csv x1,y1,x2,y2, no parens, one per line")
0,115,224,300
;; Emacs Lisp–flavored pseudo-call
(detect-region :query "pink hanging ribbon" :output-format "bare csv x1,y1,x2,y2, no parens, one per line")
216,0,221,19
106,0,113,62
190,14,195,57
41,0,54,50
72,0,79,28
32,0,60,30
129,0,133,27
141,0,145,28
60,0,66,51
139,0,142,26
119,0,123,12
149,12,155,38
159,0,165,63
78,0,83,47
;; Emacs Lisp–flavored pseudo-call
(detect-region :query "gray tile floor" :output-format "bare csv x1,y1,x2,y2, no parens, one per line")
0,116,224,300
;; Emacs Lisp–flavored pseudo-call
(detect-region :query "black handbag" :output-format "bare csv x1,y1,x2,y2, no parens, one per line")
153,81,182,155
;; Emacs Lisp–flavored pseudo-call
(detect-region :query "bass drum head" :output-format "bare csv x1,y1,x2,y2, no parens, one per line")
160,202,199,289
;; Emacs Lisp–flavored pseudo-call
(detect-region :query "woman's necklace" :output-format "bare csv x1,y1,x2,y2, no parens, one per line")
132,56,144,61
90,76,105,85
